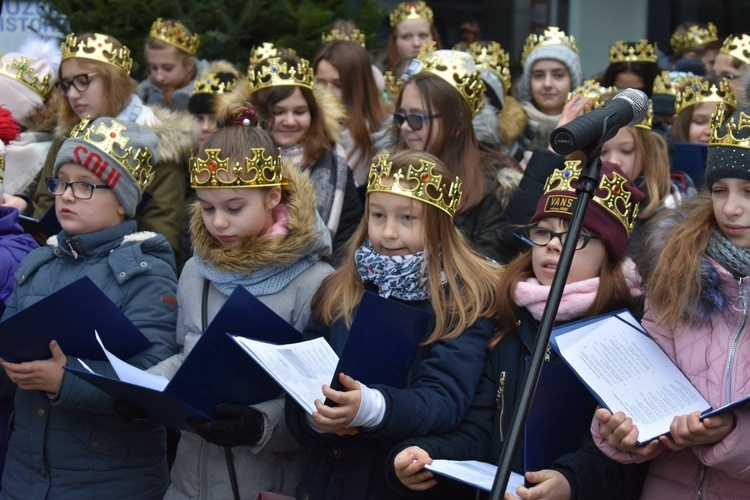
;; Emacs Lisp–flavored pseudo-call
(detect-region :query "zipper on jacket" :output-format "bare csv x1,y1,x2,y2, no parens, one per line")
725,277,748,404
495,371,506,442
697,465,707,500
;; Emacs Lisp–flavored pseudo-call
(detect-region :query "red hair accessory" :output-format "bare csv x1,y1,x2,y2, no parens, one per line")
230,106,257,127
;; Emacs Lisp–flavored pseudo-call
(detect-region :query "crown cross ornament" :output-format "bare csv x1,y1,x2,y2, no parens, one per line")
710,106,750,150
465,41,511,94
420,51,485,116
322,29,366,47
720,34,750,66
0,56,53,99
390,1,434,28
367,154,461,217
249,43,297,67
609,40,658,64
521,27,578,64
670,22,719,54
543,160,639,233
247,57,314,95
190,147,289,188
149,18,200,55
193,73,238,95
675,76,737,114
61,33,133,74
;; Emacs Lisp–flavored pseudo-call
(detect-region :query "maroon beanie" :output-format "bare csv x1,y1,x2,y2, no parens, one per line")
529,161,645,262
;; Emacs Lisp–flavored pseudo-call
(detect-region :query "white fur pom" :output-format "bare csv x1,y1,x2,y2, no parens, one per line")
17,35,62,74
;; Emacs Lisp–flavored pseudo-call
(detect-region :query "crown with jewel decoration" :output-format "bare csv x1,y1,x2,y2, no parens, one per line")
383,70,403,96
61,33,133,75
674,76,737,114
149,18,200,55
390,1,434,28
69,116,155,193
720,34,750,66
521,26,578,64
543,160,639,233
247,57,314,95
709,105,750,150
322,28,366,48
190,147,289,188
367,153,461,217
419,50,485,117
248,42,297,68
0,55,52,99
670,22,719,54
609,39,658,64
567,79,618,111
464,41,511,94
193,72,238,95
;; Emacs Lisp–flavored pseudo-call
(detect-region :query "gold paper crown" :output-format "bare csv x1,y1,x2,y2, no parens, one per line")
609,40,657,64
420,50,485,117
193,72,238,95
383,70,403,96
149,18,200,55
544,160,639,233
674,76,737,114
521,27,578,64
720,34,750,66
567,79,617,111
653,71,676,96
670,22,719,54
248,42,297,68
465,41,511,94
247,57,314,95
709,106,750,150
69,116,154,193
61,33,133,75
0,55,52,99
390,1,434,28
190,147,289,188
322,29,366,48
367,153,461,217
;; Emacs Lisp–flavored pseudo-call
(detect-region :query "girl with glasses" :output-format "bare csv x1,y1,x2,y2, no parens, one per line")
0,117,178,498
386,49,521,264
20,32,194,263
391,161,648,500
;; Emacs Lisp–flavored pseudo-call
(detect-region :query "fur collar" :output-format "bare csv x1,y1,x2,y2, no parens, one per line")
190,160,331,274
46,230,158,247
498,95,528,146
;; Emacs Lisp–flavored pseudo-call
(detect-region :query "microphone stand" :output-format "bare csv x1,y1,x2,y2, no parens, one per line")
489,143,605,499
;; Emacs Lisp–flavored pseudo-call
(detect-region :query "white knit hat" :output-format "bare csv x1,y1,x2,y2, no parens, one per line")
516,44,583,104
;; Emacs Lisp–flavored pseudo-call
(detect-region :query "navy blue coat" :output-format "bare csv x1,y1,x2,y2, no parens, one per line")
285,285,495,500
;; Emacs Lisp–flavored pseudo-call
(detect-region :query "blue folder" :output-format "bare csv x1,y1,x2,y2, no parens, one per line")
328,291,431,394
672,142,707,188
0,276,151,363
19,205,62,245
66,286,302,430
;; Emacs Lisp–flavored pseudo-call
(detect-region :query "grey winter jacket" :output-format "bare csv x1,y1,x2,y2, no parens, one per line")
0,221,179,500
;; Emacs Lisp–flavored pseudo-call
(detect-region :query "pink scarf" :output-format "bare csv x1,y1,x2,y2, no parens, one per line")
512,258,642,321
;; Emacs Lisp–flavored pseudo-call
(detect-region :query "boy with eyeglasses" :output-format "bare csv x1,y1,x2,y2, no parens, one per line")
0,116,178,498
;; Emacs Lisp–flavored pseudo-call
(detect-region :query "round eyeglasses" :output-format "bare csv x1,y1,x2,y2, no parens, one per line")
521,225,601,251
46,178,111,200
56,73,96,96
394,112,441,131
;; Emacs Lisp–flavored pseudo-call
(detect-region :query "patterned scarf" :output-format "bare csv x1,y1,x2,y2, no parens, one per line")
355,240,430,301
706,230,750,278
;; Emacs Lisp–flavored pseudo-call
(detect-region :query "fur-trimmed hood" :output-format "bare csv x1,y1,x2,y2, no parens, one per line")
190,161,332,274
143,106,196,165
473,103,500,148
635,204,733,324
498,95,527,146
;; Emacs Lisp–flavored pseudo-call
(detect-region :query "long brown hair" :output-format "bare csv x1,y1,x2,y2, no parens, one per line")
58,33,136,133
313,41,386,161
249,57,332,166
640,194,715,328
312,149,499,344
394,73,498,211
490,226,638,348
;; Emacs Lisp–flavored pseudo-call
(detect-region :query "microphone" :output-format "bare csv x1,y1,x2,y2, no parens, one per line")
549,88,650,155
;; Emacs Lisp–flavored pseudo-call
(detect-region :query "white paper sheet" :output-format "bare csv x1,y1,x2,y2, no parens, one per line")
425,459,524,493
94,330,169,392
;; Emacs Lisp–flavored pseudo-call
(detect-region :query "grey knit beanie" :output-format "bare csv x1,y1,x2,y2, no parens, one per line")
54,117,158,218
517,44,583,104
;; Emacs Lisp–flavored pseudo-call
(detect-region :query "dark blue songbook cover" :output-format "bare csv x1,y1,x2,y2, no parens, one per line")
0,276,150,363
672,142,707,188
66,286,302,430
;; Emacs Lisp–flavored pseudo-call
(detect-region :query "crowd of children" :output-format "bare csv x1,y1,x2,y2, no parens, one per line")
0,2,748,499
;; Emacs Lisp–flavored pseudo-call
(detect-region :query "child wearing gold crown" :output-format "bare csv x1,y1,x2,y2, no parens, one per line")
21,32,194,263
671,75,737,145
670,22,722,74
600,40,661,96
384,48,521,264
285,149,499,498
391,161,648,500
137,18,209,111
384,1,441,73
593,106,750,499
0,116,178,497
242,54,363,259
147,102,333,499
714,34,750,85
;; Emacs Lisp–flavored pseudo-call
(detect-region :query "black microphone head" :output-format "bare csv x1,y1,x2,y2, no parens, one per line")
613,88,649,126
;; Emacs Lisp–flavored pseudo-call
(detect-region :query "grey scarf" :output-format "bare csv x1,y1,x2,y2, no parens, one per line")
706,230,750,278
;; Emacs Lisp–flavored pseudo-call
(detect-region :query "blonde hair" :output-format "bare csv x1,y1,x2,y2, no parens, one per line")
312,150,500,344
631,127,671,218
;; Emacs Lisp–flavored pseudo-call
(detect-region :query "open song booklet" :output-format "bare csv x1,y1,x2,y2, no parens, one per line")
550,310,750,444
423,460,524,494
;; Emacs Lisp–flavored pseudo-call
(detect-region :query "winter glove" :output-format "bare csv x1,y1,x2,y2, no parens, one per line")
187,403,265,447
112,399,150,421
